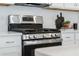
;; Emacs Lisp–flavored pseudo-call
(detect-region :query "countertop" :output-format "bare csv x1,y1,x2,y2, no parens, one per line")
35,45,79,56
61,29,79,33
0,31,22,36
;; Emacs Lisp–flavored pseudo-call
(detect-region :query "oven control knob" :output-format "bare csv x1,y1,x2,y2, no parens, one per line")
28,36,31,39
43,34,45,38
23,35,30,39
33,35,36,39
27,35,31,39
55,34,59,37
51,34,53,38
55,34,57,37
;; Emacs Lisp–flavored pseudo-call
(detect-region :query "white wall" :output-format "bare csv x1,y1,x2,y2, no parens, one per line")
0,6,79,33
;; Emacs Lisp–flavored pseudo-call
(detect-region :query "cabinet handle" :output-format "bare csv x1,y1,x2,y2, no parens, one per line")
6,41,15,43
65,37,70,38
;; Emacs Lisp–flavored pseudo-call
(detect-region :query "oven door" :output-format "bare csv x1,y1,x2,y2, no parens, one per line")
22,39,62,56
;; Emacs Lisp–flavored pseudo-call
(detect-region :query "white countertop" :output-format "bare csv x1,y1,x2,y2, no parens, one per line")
35,45,79,56
61,29,79,33
0,31,22,36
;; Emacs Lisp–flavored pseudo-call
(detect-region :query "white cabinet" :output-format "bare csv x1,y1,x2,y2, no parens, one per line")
75,32,79,45
49,3,79,10
50,3,64,8
0,36,21,48
62,33,74,41
0,46,21,56
0,34,21,56
61,32,74,46
61,29,79,46
62,40,74,46
64,3,75,9
75,32,79,40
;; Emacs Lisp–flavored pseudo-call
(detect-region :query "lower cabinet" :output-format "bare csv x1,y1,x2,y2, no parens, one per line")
61,32,74,46
62,40,74,46
0,46,21,56
0,34,21,56
61,30,79,46
75,33,79,45
62,33,74,41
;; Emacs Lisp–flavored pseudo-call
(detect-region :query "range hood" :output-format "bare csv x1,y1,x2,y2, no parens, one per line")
14,3,50,7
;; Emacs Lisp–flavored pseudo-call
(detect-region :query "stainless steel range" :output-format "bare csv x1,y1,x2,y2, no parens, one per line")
8,15,62,56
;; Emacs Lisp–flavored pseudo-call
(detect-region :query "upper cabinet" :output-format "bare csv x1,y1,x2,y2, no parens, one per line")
49,3,64,8
64,3,79,10
47,3,79,12
64,3,76,9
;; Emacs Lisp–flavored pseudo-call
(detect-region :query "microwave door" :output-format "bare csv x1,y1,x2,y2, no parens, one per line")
9,15,20,24
22,16,34,23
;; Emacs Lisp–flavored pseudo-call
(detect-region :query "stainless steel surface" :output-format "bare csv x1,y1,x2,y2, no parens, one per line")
8,14,62,56
23,33,61,40
24,38,62,45
9,15,21,23
8,15,61,46
9,15,43,24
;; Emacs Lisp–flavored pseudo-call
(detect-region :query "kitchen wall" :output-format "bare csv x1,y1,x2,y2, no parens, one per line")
0,6,79,33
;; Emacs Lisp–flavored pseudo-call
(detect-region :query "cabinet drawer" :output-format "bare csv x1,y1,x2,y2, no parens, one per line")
3,52,21,56
62,40,74,46
75,40,79,45
0,36,21,48
76,33,79,40
0,46,21,56
62,33,74,41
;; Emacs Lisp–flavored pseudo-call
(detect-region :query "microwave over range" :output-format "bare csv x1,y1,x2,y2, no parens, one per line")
8,15,43,24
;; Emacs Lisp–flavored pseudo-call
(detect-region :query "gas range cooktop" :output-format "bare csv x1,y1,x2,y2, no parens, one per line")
22,29,61,40
12,28,60,34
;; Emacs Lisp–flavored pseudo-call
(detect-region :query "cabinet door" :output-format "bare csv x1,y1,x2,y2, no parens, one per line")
75,33,79,40
61,33,74,46
0,35,21,48
75,33,79,45
64,3,75,8
0,46,21,56
50,3,64,8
